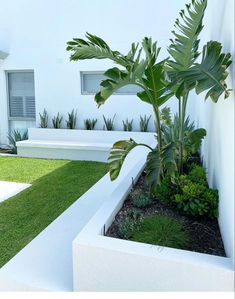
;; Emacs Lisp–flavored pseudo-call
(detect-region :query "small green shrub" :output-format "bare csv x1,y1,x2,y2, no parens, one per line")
123,118,133,131
187,163,207,185
39,109,49,128
66,109,77,129
131,190,152,208
103,114,116,131
52,113,62,129
117,210,143,239
139,115,151,132
131,215,189,249
155,175,178,203
174,177,219,218
84,118,97,130
8,130,28,154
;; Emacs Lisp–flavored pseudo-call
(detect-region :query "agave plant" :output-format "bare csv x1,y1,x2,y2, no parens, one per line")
139,115,151,132
67,0,231,191
84,118,97,130
8,130,28,154
66,109,77,129
52,113,63,129
39,109,49,128
103,114,116,131
123,118,133,131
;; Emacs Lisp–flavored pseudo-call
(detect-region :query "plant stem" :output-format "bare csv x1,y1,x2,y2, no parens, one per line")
179,91,189,173
153,105,162,151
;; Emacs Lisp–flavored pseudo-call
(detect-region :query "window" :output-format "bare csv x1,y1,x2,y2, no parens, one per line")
7,71,36,119
81,71,142,95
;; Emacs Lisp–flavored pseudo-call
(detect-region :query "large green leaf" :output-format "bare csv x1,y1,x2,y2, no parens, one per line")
178,41,232,102
167,0,207,73
108,139,139,181
184,128,206,154
95,62,146,106
67,32,130,67
146,149,161,190
137,62,173,106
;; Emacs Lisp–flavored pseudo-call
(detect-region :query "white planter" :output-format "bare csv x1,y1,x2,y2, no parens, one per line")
72,149,234,292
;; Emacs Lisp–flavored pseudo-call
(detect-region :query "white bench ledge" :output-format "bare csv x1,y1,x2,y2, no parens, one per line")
16,140,113,151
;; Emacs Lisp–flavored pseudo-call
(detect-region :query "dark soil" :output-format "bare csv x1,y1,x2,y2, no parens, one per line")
106,172,226,257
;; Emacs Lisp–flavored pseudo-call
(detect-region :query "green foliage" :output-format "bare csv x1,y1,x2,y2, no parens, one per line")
66,109,77,129
131,190,153,208
131,215,189,249
174,177,219,218
108,139,139,180
167,0,207,74
160,114,206,179
7,130,28,154
139,115,151,132
84,118,97,130
176,41,232,102
146,149,161,191
160,107,171,126
103,114,116,131
187,163,207,185
39,109,49,128
122,118,133,131
155,175,178,203
67,0,232,188
52,113,63,129
117,210,143,239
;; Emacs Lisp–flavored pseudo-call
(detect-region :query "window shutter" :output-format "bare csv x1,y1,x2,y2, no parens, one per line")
8,72,36,119
25,96,36,118
9,96,24,117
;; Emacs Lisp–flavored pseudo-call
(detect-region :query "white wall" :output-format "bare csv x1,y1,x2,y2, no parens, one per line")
0,0,184,143
188,0,234,261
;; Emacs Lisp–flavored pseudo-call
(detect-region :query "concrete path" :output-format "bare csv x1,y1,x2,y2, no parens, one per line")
0,181,31,203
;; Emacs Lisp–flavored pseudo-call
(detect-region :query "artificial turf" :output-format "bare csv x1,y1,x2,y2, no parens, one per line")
0,156,108,267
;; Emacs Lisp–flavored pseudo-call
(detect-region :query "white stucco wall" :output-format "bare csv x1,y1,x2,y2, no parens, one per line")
0,0,234,265
0,0,184,143
187,0,234,261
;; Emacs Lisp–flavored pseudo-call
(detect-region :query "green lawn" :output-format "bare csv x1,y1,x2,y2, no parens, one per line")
0,156,108,267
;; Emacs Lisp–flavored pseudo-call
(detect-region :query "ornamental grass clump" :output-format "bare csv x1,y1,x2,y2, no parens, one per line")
131,215,189,249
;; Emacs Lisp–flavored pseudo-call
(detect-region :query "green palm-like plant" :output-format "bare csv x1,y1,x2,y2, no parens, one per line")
67,34,173,152
67,0,232,191
166,0,232,172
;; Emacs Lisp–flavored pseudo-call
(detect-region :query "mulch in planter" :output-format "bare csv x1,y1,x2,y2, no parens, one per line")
106,172,226,257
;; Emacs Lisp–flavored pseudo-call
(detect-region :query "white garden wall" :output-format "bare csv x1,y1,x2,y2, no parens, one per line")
187,0,234,263
0,0,183,144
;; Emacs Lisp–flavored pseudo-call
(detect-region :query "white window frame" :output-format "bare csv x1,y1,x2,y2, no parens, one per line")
80,71,141,95
6,70,36,121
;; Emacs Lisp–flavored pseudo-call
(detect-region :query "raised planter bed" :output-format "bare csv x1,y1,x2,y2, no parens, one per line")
72,148,234,291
